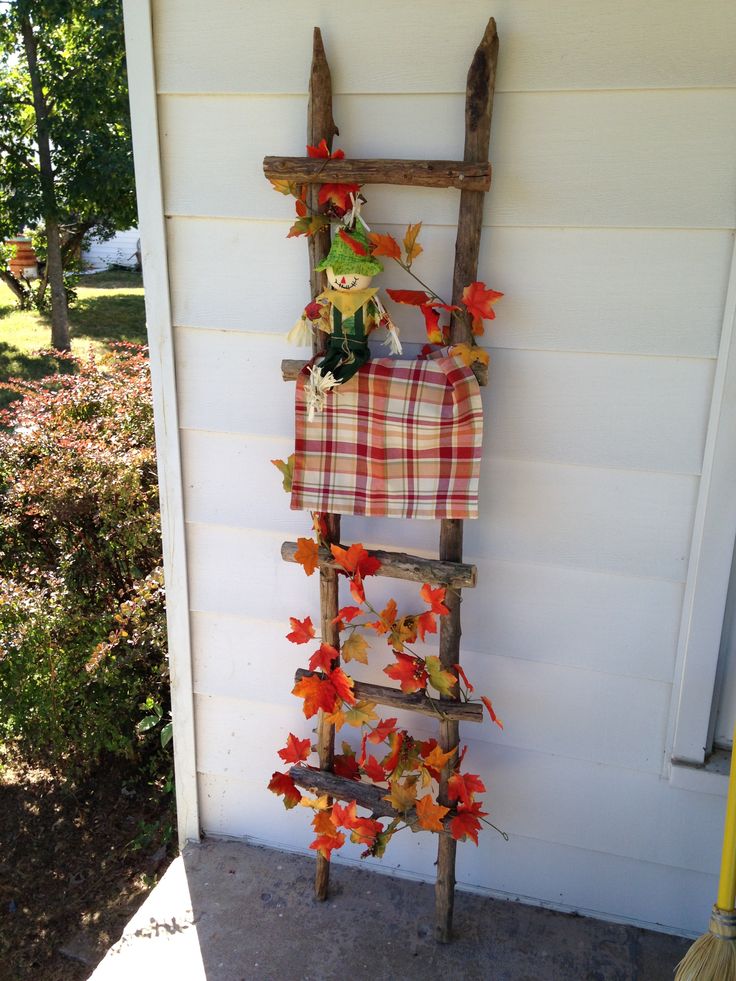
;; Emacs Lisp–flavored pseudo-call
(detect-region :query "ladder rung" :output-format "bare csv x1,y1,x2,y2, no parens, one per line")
263,156,491,192
290,763,400,817
281,357,488,387
281,541,477,588
294,669,482,723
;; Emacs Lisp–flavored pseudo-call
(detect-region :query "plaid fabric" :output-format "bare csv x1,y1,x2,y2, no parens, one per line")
290,349,483,520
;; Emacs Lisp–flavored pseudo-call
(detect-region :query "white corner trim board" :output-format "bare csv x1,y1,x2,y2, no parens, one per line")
668,231,736,772
122,0,199,843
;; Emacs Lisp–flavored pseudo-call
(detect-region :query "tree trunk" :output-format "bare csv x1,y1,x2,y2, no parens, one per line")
21,14,70,351
0,268,30,308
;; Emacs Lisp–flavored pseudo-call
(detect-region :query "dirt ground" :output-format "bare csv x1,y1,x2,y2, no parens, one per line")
0,752,176,981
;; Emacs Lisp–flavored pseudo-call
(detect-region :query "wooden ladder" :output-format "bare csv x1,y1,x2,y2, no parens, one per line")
264,19,498,943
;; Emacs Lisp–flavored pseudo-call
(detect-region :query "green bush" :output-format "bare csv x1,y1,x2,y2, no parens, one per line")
0,345,168,774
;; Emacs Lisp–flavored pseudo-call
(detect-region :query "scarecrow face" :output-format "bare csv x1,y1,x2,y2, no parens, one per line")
326,267,374,292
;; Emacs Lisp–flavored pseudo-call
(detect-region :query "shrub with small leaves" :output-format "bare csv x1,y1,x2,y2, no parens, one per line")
0,345,169,774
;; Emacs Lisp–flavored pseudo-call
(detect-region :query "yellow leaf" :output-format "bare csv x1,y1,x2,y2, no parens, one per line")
342,700,378,728
271,455,295,493
383,777,418,813
426,655,457,697
342,632,370,664
299,794,331,811
449,343,490,368
423,743,456,771
403,222,423,267
323,708,346,730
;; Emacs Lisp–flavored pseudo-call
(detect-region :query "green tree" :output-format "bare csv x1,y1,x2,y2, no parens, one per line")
0,0,136,349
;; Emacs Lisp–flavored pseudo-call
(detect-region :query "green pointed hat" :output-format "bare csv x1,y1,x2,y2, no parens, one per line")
315,220,383,276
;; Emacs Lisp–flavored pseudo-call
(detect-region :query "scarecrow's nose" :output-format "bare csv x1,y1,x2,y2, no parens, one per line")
340,276,347,285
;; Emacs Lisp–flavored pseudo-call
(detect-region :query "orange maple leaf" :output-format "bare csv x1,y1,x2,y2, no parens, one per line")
415,795,450,832
416,610,437,643
482,695,504,730
382,731,405,775
286,615,316,645
329,666,356,706
367,717,398,745
312,809,340,836
277,733,311,764
318,182,361,217
368,598,397,635
461,281,504,335
306,140,345,159
403,223,423,265
294,537,320,576
267,771,301,809
368,231,401,261
384,652,428,693
292,673,338,718
330,542,381,578
422,744,456,772
420,583,449,615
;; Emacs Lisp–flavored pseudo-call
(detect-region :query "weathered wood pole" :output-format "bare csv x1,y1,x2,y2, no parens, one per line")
306,26,341,902
435,16,498,943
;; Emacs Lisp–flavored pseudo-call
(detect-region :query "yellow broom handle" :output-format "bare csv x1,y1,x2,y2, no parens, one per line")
717,722,736,911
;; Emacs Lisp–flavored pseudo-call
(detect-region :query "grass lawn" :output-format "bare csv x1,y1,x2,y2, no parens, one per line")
0,269,146,408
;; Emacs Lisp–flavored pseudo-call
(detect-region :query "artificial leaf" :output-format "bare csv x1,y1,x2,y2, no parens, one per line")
368,598,397,635
306,140,345,160
362,754,387,783
455,663,474,694
287,214,330,238
368,231,401,261
333,605,362,626
420,583,450,615
267,771,301,809
388,615,418,653
341,632,370,664
348,816,383,847
449,343,490,368
415,795,450,832
270,178,299,196
271,455,295,493
294,537,320,576
323,708,346,730
277,733,311,764
299,793,331,811
386,288,431,307
448,772,486,807
416,611,437,643
286,615,315,645
461,281,504,334
384,652,427,693
342,700,378,728
329,666,357,706
312,809,340,836
403,222,423,265
338,227,368,256
333,752,360,779
308,642,339,673
422,743,456,771
367,717,398,745
383,778,418,813
310,831,345,860
482,695,504,730
382,731,405,775
318,182,361,217
450,801,488,845
426,655,457,697
330,542,381,578
420,303,443,342
292,673,338,718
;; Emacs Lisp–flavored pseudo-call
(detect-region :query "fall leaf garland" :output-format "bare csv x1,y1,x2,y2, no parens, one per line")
268,488,505,860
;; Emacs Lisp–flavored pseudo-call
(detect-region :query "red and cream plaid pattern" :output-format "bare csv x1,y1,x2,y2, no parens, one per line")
290,350,483,520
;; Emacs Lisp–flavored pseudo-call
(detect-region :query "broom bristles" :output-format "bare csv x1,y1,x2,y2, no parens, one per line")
675,906,736,981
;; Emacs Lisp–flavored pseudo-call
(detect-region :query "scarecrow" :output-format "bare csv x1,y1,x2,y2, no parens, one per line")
288,219,401,418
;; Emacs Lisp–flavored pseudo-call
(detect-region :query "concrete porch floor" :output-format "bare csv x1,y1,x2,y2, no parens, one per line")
90,840,691,981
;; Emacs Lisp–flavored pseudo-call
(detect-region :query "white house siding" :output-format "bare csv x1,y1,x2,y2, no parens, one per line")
82,228,139,271
147,0,736,935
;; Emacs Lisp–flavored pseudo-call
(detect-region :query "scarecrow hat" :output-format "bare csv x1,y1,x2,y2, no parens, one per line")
315,220,383,277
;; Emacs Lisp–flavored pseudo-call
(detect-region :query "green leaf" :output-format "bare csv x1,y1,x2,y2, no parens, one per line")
425,656,456,697
137,715,160,733
271,454,295,493
160,722,173,748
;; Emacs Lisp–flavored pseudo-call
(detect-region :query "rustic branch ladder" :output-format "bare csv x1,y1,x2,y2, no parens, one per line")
265,19,498,942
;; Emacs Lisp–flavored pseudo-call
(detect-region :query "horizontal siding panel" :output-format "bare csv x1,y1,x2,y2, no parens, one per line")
194,697,722,880
166,215,732,357
153,0,736,94
191,618,671,772
160,91,736,228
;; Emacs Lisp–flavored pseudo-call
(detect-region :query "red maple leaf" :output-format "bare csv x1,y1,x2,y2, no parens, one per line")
267,771,301,809
329,666,357,706
308,642,339,673
310,831,345,860
277,733,311,764
292,673,338,718
455,664,474,693
420,583,450,615
386,288,431,306
450,801,488,845
306,140,345,160
384,652,428,693
286,615,316,645
382,731,405,775
361,754,387,783
333,752,360,780
333,605,362,624
330,543,381,578
416,610,437,643
447,771,486,807
482,695,504,730
318,182,361,217
367,717,398,744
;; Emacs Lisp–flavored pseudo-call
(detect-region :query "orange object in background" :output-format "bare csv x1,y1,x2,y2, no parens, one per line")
5,237,39,280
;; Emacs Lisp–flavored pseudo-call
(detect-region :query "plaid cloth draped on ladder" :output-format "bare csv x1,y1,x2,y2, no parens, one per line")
291,349,484,520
